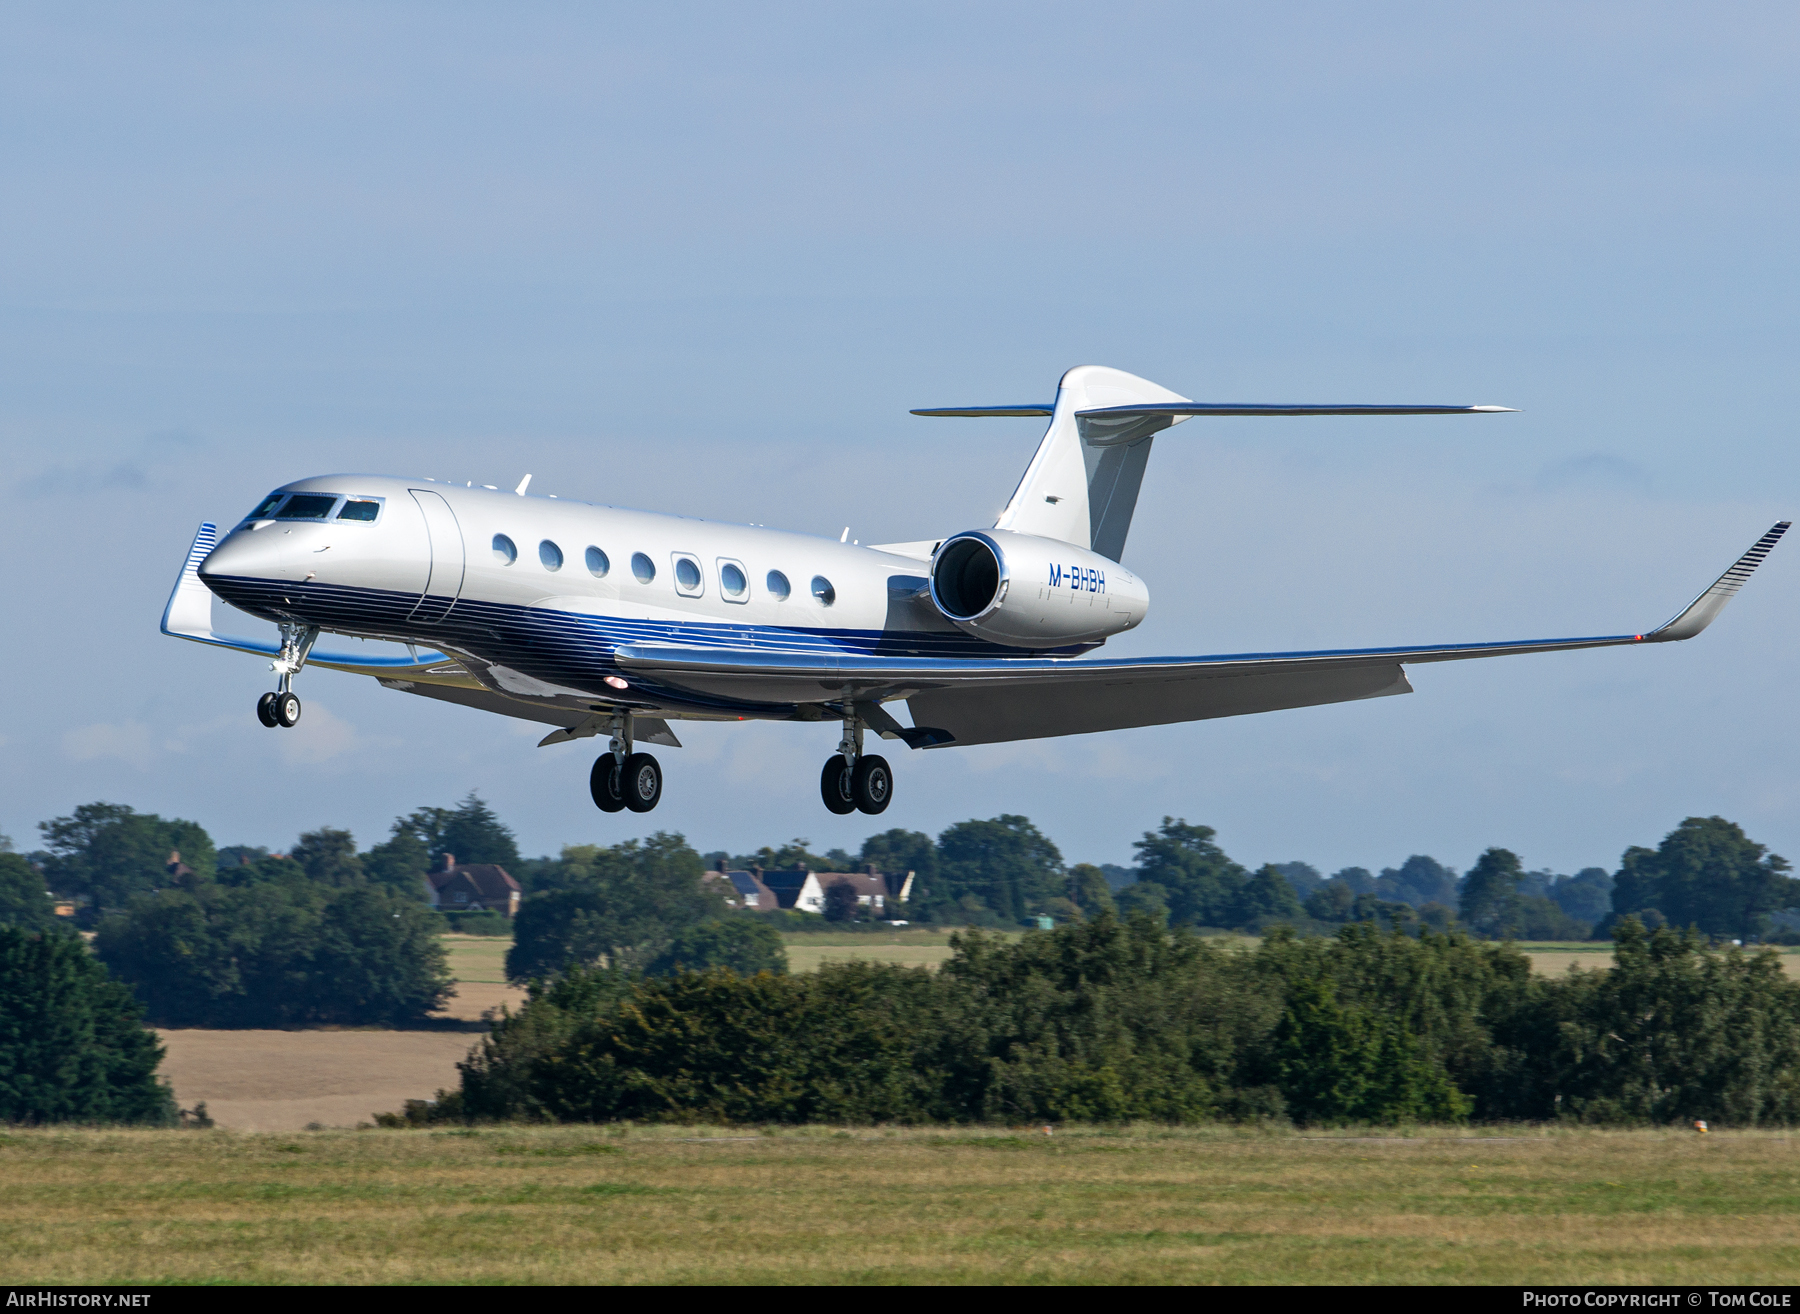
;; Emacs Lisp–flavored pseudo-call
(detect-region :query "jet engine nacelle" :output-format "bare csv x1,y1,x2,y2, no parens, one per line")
928,530,1149,648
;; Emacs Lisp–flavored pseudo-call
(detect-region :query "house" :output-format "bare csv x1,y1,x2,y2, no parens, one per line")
424,854,522,917
706,861,914,916
706,863,782,910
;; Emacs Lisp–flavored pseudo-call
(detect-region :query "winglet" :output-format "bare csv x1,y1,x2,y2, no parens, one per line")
161,522,222,640
1644,522,1789,642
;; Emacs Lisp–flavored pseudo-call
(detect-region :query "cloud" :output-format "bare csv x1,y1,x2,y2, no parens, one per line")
1534,453,1653,493
63,721,155,768
276,702,361,765
13,428,207,499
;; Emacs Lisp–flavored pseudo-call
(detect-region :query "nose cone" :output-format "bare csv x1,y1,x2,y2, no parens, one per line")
199,525,290,588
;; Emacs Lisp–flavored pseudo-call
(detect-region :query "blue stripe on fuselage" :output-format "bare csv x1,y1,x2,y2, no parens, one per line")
201,574,1090,704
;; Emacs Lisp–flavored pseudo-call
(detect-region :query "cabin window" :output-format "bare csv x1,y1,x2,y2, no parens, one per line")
337,499,381,522
631,552,656,584
766,570,791,600
673,555,703,596
585,546,610,578
719,560,748,601
539,539,563,571
492,534,517,565
274,494,338,520
247,493,285,520
811,575,836,607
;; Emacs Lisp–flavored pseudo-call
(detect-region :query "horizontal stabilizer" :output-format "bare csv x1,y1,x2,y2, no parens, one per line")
1074,402,1514,442
1076,403,1515,417
910,405,1055,417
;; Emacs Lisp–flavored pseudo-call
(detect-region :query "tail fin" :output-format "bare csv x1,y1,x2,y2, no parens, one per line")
992,365,1190,561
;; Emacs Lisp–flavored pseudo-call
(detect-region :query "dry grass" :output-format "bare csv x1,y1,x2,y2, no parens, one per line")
2,1124,1798,1284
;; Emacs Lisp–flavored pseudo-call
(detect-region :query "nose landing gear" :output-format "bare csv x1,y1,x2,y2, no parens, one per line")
819,705,893,815
590,710,664,814
255,624,317,729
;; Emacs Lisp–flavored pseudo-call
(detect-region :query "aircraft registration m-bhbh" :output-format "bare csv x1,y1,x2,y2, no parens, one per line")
163,365,1788,816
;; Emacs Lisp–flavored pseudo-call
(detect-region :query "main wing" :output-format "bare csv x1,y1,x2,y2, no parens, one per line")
614,522,1789,748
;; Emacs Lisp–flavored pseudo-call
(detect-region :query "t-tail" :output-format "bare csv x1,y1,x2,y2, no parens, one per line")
913,365,1514,562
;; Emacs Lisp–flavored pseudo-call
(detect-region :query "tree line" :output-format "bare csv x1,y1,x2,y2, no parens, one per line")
2,800,1794,1031
1,795,1797,1125
427,913,1800,1129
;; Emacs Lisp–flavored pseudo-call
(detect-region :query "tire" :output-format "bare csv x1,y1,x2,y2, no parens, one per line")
274,692,302,727
589,755,626,812
851,754,893,815
256,692,279,728
820,754,856,815
622,752,662,812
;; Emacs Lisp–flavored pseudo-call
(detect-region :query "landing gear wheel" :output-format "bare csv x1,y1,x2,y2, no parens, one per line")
274,692,302,727
589,755,626,812
851,754,893,815
622,752,662,812
820,754,856,815
256,692,280,728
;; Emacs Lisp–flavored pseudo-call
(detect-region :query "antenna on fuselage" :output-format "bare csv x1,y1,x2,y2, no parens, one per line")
515,473,532,496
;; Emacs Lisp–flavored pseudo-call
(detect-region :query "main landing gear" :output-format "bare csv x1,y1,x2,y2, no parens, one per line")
590,711,662,814
820,708,892,816
255,624,318,730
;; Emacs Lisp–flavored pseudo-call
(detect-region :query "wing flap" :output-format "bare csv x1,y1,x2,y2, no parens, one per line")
908,662,1413,747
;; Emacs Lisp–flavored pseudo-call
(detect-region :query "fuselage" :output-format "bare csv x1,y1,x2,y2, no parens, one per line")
197,474,1134,722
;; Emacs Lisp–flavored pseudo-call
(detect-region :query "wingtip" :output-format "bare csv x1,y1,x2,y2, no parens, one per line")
1470,405,1519,413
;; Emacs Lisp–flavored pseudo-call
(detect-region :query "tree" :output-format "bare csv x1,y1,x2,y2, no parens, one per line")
859,829,939,893
0,853,57,932
1375,856,1459,909
936,816,1064,923
1551,868,1613,925
1271,862,1324,900
37,803,216,923
94,882,451,1028
1130,818,1247,927
645,919,788,977
362,825,431,897
1113,880,1170,925
505,833,724,981
823,881,861,922
1459,848,1526,939
1271,975,1469,1125
1609,817,1796,939
0,926,174,1124
732,837,832,872
1233,864,1305,925
393,793,520,869
291,827,365,887
1068,864,1117,919
1305,880,1357,922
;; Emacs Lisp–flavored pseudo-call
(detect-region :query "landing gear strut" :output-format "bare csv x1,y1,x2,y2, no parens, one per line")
256,624,317,729
819,703,893,815
590,710,663,813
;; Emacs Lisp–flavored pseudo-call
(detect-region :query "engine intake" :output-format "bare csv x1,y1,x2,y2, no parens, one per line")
927,530,1148,649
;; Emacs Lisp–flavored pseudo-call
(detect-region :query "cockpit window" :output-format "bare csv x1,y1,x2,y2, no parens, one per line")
247,493,285,520
274,494,339,520
337,499,381,522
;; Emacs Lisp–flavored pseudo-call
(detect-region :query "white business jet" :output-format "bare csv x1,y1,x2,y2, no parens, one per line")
162,365,1787,817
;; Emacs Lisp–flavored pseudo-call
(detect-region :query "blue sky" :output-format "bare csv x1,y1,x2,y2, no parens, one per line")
2,3,1796,878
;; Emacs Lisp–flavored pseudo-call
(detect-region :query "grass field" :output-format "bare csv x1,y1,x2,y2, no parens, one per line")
3,1124,1797,1284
